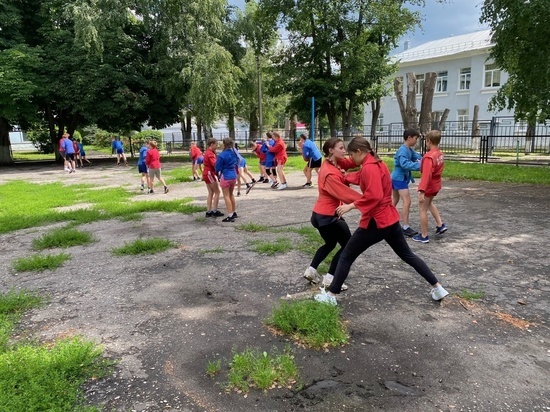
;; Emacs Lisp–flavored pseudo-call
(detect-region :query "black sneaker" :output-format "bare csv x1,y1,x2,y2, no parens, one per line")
222,216,235,222
258,176,264,182
302,182,313,188
403,227,418,237
251,178,257,183
212,210,224,217
246,181,256,194
263,179,271,184
205,211,214,218
164,186,169,194
232,212,238,219
237,191,241,197
271,182,279,189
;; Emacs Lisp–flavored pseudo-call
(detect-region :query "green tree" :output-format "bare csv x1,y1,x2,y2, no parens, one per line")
481,0,550,123
260,0,420,138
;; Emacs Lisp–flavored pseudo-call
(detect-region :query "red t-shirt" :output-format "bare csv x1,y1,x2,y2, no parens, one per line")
418,148,444,196
145,148,162,169
253,143,266,162
190,145,202,160
313,158,361,216
345,154,400,230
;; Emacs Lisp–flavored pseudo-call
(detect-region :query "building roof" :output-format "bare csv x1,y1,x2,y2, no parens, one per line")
393,29,493,63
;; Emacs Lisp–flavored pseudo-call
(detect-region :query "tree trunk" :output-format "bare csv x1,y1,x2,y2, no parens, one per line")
197,118,202,145
370,98,381,141
394,77,408,128
419,72,437,135
325,102,338,138
227,108,235,140
249,108,259,141
341,96,354,140
525,116,536,154
471,105,480,151
182,110,193,147
0,118,14,166
290,116,297,150
405,72,418,129
438,109,450,131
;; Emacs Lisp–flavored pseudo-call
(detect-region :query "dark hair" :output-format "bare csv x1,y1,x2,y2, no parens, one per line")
206,137,217,146
347,136,380,161
299,133,307,140
403,129,420,141
266,131,273,139
322,138,343,157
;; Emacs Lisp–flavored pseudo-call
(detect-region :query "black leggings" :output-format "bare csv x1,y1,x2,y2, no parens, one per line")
311,219,352,275
329,219,439,294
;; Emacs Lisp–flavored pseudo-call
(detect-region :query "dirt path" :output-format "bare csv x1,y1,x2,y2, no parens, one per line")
1,162,549,411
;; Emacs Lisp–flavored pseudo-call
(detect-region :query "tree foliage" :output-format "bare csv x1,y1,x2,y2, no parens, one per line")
259,0,421,137
481,0,550,122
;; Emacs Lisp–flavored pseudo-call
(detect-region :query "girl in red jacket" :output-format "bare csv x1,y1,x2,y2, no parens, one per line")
203,138,224,218
145,140,169,194
268,132,288,190
315,136,448,305
303,138,360,290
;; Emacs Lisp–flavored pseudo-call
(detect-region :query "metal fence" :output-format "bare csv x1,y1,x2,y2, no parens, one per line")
155,117,550,165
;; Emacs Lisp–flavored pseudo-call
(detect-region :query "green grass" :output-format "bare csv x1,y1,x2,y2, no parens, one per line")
456,289,485,301
0,290,43,351
236,223,270,232
206,359,222,377
111,237,175,256
0,290,110,411
12,253,71,272
225,347,298,392
266,300,348,349
32,227,95,250
250,237,293,255
163,166,195,183
0,337,112,411
0,181,205,234
12,151,55,161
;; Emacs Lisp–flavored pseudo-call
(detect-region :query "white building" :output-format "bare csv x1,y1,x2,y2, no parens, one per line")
366,30,514,129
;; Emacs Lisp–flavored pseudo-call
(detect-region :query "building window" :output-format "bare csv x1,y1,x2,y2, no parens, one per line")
436,71,448,92
415,73,425,95
459,68,471,90
376,113,384,131
484,63,501,88
458,109,469,131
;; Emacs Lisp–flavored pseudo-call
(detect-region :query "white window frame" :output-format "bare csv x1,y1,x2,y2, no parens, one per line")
415,73,425,95
436,71,448,93
484,63,501,88
458,109,469,131
376,113,384,131
459,67,471,90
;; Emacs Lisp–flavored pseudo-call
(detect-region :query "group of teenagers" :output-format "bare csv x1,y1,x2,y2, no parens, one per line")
191,128,449,305
303,129,449,305
58,133,92,172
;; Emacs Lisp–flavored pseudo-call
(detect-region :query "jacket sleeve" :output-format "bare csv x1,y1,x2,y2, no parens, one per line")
418,157,433,192
323,175,361,204
337,158,358,171
397,151,421,172
268,142,281,153
344,170,361,186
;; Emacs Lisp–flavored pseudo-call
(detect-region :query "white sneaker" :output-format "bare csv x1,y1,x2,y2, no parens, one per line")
431,285,449,301
303,267,321,284
323,274,348,291
277,183,287,190
314,288,337,305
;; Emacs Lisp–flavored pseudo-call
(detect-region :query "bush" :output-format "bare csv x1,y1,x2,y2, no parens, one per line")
27,127,53,154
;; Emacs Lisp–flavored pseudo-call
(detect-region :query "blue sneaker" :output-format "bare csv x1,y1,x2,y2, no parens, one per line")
412,234,430,243
436,223,448,235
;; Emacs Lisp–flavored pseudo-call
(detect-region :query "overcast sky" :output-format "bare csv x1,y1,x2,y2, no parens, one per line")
228,0,488,52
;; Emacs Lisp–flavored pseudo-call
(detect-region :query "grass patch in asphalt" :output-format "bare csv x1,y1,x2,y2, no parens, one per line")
163,166,195,184
199,247,225,255
456,289,485,301
206,359,222,377
32,227,95,250
250,237,293,255
223,347,298,392
266,300,348,349
0,290,111,411
0,290,42,351
12,253,71,273
0,180,205,234
111,238,175,256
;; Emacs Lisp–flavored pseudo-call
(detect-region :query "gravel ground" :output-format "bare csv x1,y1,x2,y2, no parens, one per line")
0,160,549,412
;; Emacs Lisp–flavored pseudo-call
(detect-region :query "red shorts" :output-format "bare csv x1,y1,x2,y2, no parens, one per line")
276,157,287,166
424,190,439,198
220,177,236,189
203,171,217,184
